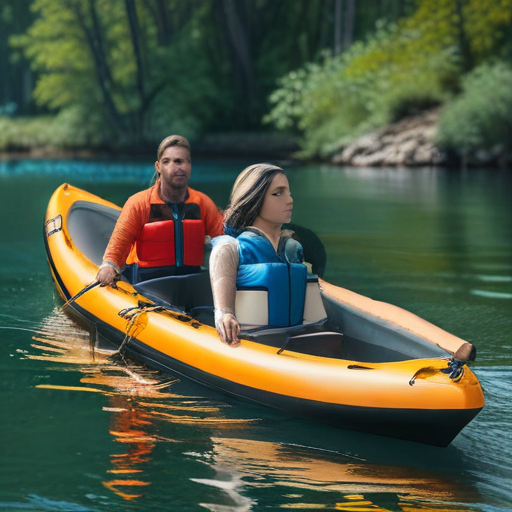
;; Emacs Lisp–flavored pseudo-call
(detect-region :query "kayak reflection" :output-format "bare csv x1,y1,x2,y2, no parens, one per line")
190,436,482,511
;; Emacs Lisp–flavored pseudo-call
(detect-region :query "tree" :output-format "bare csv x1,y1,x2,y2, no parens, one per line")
266,0,512,157
0,0,35,115
7,0,432,152
12,0,224,148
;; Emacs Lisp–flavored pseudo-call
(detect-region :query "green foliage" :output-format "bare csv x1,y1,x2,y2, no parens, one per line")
8,0,362,151
0,112,113,152
10,0,226,149
266,22,456,157
437,61,512,154
0,116,56,151
266,0,512,158
5,0,512,156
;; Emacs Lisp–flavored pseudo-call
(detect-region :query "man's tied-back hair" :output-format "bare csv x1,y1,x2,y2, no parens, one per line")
223,163,284,237
157,135,190,161
151,135,191,185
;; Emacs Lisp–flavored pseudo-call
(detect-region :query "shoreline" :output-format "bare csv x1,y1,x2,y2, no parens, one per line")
330,109,511,170
1,123,510,169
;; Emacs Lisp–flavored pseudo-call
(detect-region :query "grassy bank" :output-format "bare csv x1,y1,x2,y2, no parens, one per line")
0,116,301,161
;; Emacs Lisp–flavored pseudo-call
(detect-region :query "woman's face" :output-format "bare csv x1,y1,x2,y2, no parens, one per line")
256,173,293,226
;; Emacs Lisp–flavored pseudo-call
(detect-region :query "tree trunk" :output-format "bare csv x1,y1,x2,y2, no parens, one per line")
67,0,126,134
124,0,147,139
147,0,172,47
219,0,257,126
334,0,343,55
343,0,355,51
0,0,35,114
454,0,473,72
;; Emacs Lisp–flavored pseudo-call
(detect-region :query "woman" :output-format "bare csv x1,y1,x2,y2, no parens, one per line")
210,163,307,347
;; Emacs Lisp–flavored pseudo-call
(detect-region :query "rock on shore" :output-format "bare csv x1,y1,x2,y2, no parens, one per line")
332,109,445,167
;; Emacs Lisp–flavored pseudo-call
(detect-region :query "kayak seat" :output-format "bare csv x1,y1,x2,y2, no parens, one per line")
241,320,345,357
279,331,344,359
133,271,213,314
303,278,328,323
123,262,202,284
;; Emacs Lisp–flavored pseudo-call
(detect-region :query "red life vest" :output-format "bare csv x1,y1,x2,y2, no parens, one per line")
134,219,205,268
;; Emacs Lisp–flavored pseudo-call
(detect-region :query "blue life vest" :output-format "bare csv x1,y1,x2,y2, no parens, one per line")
235,229,307,327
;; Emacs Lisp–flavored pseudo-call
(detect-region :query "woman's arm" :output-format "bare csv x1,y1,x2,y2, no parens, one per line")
209,236,241,347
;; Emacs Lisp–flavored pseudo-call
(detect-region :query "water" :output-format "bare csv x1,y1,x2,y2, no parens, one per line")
1,159,511,511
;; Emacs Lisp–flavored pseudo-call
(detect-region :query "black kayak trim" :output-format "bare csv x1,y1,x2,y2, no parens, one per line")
50,283,481,448
124,337,481,447
42,198,482,447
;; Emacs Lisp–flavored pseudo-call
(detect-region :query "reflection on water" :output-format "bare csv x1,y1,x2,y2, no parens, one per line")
16,307,487,510
27,308,257,502
189,437,482,511
3,165,512,510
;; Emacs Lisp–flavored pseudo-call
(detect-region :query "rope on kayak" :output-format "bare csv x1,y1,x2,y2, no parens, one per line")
115,300,198,356
61,275,125,312
116,303,167,356
409,358,465,386
440,358,465,381
60,280,101,311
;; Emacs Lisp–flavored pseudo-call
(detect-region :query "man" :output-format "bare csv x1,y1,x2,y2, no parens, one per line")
96,135,223,285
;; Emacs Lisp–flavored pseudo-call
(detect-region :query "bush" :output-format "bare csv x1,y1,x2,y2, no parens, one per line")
437,61,512,156
0,116,56,152
265,0,512,159
0,111,113,153
265,21,458,158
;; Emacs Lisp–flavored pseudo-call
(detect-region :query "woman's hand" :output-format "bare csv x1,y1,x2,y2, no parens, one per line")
215,309,241,347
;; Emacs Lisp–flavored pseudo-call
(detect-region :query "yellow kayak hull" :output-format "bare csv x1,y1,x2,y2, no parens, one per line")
44,183,485,446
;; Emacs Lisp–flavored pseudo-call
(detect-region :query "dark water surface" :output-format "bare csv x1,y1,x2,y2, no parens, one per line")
1,159,511,511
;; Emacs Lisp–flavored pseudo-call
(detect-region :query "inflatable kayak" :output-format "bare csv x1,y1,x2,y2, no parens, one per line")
43,183,484,446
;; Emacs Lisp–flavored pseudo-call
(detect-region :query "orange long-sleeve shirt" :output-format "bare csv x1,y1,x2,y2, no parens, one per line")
103,181,223,268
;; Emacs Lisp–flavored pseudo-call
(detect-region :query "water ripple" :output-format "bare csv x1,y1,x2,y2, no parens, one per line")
470,290,512,299
476,275,512,283
0,493,95,511
0,159,240,184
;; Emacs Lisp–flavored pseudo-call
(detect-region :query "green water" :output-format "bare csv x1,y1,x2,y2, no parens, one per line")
1,159,511,511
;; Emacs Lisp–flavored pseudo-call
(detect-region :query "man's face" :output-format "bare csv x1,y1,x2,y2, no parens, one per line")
155,146,192,190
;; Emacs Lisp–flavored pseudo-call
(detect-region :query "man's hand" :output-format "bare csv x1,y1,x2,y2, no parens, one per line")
96,263,118,286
